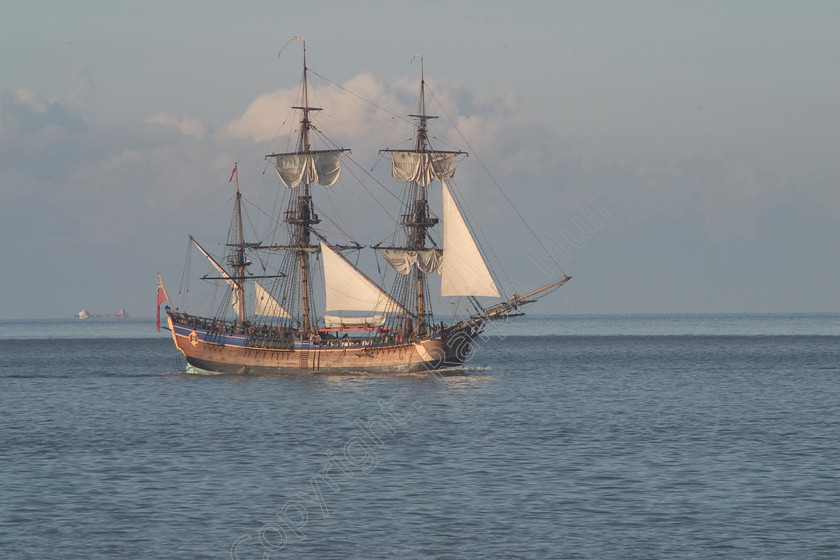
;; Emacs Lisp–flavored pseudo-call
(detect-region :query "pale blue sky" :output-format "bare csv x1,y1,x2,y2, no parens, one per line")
2,1,839,318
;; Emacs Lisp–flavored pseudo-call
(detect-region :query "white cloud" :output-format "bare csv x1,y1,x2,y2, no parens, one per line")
224,89,294,143
223,72,402,154
15,87,48,114
1,64,835,317
147,112,206,138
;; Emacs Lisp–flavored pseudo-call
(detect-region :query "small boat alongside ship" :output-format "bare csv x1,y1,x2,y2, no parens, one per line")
158,41,569,375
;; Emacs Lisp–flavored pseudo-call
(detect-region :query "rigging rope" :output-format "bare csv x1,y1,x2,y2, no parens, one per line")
425,85,568,279
309,69,409,124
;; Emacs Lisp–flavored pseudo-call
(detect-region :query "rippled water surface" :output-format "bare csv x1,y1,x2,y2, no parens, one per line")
1,315,838,559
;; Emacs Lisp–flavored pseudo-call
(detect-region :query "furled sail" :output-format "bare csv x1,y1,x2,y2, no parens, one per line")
274,150,343,188
323,314,386,328
253,281,292,319
320,242,407,315
390,151,457,187
439,180,500,297
380,249,443,276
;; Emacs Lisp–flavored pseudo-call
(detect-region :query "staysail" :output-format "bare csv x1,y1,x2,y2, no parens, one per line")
274,150,343,188
439,180,500,298
253,281,292,319
191,237,245,315
320,242,407,324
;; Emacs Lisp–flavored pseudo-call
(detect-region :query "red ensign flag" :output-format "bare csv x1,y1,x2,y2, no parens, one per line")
156,273,170,332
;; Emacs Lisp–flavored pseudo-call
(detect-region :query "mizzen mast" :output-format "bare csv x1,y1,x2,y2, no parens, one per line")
228,162,247,323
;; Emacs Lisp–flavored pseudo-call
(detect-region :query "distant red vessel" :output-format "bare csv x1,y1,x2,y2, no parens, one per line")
76,309,128,319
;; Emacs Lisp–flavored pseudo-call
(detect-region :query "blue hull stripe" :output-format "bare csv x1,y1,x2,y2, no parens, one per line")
171,323,250,347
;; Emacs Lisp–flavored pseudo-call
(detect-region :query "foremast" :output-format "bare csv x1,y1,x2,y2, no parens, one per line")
380,60,570,340
408,66,434,336
383,59,464,336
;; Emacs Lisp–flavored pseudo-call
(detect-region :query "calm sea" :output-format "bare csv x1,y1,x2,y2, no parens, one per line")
1,314,838,559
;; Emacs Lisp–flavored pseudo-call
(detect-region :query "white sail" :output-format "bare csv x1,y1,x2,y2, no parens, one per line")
320,242,407,315
380,249,442,275
191,237,245,313
253,281,292,319
390,151,457,187
274,150,342,188
439,180,500,297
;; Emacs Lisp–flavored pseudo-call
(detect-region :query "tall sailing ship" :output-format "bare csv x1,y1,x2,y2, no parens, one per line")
160,43,569,375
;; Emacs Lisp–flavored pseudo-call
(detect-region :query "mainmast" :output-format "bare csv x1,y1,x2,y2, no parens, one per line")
291,42,319,335
266,39,347,337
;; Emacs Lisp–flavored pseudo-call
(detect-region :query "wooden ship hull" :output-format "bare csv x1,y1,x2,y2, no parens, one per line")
168,315,476,375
